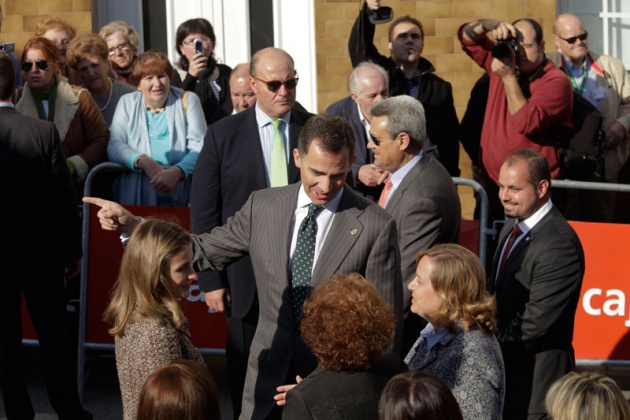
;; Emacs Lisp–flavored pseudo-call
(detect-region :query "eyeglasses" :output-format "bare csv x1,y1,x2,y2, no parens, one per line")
108,43,130,55
22,59,49,72
557,31,588,44
182,37,210,46
252,76,299,93
369,133,397,146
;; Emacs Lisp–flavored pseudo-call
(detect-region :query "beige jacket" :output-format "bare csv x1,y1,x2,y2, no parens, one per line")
16,77,109,182
549,51,630,181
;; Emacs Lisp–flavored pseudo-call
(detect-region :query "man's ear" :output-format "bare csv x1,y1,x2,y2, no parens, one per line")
538,179,549,198
398,132,411,151
293,148,301,168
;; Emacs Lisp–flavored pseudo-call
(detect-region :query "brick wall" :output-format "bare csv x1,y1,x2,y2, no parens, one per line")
1,0,92,60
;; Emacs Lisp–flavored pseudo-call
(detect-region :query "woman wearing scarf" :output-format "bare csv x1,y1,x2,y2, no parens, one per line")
99,20,140,86
16,37,109,193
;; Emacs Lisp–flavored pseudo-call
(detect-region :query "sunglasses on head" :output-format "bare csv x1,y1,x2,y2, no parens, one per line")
22,59,49,72
558,31,588,44
253,76,299,93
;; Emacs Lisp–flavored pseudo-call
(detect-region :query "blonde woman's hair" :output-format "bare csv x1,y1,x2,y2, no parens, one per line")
416,243,497,333
546,371,630,420
103,219,191,337
35,16,77,39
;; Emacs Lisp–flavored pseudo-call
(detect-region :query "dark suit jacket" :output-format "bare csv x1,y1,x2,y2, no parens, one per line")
325,96,382,200
191,106,314,319
348,4,461,176
385,155,461,310
488,206,585,419
191,183,403,420
0,107,80,259
282,353,408,420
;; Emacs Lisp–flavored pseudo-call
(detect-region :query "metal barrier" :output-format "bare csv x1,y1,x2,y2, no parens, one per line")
452,177,494,267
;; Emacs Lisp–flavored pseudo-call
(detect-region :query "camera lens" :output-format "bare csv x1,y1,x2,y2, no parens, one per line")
492,40,516,63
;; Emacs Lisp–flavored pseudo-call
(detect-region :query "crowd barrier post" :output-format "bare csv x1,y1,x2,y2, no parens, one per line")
452,177,494,269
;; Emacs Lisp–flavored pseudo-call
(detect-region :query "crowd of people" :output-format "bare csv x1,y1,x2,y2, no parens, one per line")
2,1,630,420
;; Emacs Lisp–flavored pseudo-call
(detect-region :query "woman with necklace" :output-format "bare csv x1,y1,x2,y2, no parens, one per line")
16,37,109,194
107,50,206,206
67,33,135,126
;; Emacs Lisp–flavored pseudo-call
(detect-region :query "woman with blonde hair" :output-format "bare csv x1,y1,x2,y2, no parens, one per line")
545,371,630,420
103,219,205,420
99,20,140,85
405,243,505,419
137,359,221,420
35,16,80,84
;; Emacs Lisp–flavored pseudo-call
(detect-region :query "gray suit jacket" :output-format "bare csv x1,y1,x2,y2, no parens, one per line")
385,155,461,309
191,182,403,420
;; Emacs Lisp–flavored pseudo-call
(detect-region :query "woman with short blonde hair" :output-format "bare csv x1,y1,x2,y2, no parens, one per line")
405,243,504,419
546,371,630,420
99,20,140,85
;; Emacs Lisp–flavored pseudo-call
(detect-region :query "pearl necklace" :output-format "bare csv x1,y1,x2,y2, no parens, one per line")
99,78,114,112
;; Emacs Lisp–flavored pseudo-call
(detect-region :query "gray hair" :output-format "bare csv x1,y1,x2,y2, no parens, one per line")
371,95,426,150
349,61,389,95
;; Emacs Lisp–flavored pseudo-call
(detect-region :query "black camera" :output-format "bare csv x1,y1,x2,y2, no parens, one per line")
0,42,15,53
492,37,518,63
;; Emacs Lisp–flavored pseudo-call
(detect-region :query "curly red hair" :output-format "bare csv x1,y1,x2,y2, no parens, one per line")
300,273,395,372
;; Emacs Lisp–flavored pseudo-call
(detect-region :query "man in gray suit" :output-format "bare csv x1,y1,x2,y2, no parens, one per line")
85,113,402,420
369,95,461,354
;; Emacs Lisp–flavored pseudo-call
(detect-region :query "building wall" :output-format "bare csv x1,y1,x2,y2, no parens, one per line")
1,0,92,60
314,0,559,119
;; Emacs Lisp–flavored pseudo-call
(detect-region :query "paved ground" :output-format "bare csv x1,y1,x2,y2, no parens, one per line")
0,346,233,420
1,345,629,419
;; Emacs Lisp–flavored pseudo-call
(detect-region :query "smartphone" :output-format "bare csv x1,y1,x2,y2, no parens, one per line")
194,38,203,54
0,42,15,53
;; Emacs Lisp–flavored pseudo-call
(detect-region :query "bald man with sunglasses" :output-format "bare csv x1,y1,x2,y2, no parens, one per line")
190,47,314,418
548,13,630,222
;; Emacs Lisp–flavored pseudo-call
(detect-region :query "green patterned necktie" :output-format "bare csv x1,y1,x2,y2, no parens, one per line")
291,203,323,320
270,119,288,187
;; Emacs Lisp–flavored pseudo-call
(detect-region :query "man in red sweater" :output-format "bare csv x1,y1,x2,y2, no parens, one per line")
458,18,573,220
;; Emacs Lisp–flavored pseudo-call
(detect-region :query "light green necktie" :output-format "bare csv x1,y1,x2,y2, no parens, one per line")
270,119,289,187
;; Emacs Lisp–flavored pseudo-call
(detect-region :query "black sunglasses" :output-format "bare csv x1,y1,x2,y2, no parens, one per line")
369,133,397,146
557,31,588,45
22,59,49,72
252,76,299,93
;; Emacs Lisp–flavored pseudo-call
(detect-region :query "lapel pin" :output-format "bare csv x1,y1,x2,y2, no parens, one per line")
350,229,357,235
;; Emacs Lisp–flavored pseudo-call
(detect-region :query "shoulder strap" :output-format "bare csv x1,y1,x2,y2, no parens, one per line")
181,90,189,121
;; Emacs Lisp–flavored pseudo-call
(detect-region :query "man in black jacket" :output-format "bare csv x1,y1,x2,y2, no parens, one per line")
349,0,460,176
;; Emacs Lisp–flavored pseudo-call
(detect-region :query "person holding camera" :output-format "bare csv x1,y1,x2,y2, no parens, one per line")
172,18,231,124
458,18,573,221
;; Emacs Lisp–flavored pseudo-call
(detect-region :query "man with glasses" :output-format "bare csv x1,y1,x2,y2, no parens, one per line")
190,47,313,418
458,18,573,221
349,0,461,177
549,13,630,222
367,95,460,355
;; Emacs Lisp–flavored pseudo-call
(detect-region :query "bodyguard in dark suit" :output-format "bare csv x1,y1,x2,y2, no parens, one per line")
191,47,313,418
368,96,461,354
0,54,91,419
85,114,403,420
326,62,389,200
488,149,585,420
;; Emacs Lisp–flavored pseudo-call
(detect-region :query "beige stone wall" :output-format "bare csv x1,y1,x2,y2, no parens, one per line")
1,0,92,60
